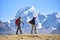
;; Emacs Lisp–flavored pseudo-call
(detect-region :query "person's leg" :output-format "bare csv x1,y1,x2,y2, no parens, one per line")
16,27,18,34
20,27,22,34
31,25,33,34
18,24,22,34
34,25,37,34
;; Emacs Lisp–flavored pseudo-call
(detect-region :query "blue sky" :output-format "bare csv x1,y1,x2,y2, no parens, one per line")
0,0,60,22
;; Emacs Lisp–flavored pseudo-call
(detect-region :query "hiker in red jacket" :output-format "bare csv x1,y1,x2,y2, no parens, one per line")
15,17,24,34
29,17,37,34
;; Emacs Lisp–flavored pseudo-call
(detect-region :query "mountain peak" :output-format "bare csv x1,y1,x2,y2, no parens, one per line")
29,6,38,12
1,6,60,35
15,6,39,18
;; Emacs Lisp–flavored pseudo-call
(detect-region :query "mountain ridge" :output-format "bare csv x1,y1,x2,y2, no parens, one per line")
0,6,60,35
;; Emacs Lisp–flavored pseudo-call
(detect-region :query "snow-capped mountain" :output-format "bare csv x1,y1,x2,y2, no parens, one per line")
0,20,15,35
0,6,60,35
15,6,60,34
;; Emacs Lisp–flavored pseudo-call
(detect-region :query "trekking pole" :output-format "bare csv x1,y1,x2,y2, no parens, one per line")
22,23,24,29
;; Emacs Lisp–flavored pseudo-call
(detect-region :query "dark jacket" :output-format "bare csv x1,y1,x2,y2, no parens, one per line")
29,17,36,25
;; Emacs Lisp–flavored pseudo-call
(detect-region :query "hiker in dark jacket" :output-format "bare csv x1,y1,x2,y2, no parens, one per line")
15,17,24,34
29,17,37,34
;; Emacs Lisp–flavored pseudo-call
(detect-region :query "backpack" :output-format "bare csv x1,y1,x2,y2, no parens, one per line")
29,17,36,24
29,20,32,24
15,18,19,25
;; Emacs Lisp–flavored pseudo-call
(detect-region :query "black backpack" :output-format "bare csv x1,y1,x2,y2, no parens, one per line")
29,18,35,24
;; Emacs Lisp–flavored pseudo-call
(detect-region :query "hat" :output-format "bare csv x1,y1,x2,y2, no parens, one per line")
19,16,21,19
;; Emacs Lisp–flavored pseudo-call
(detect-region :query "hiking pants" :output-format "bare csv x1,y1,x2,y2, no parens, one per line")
31,24,37,34
16,25,22,34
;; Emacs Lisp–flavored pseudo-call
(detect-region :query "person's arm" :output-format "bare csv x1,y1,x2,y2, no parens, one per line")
20,19,24,25
22,21,24,24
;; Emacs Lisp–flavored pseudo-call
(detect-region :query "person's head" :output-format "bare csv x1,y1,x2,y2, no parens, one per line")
19,16,21,19
33,17,36,20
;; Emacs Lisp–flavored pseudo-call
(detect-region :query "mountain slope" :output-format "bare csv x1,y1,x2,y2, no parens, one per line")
0,21,14,35
0,6,60,35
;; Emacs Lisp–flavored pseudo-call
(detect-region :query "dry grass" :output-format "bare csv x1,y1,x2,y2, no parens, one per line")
0,34,60,40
